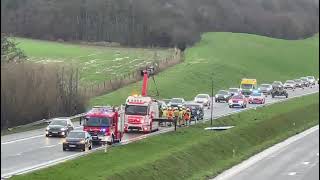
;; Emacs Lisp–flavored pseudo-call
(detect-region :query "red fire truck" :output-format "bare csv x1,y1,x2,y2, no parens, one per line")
82,106,125,145
124,70,160,133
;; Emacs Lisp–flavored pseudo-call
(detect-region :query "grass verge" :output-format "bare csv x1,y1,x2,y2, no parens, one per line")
10,93,319,180
90,32,319,106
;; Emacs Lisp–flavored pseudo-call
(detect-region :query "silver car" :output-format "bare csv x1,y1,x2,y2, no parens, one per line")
284,80,296,90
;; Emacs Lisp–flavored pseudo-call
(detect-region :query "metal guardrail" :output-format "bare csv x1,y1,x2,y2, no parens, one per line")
7,113,86,130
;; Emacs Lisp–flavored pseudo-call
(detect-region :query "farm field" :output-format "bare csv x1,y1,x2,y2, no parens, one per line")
14,37,173,85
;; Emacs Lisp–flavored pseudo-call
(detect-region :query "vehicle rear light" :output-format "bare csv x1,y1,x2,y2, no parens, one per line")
83,127,88,131
143,127,148,131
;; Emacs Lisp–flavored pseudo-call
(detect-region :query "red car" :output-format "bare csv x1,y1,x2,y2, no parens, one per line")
248,92,265,104
228,94,248,108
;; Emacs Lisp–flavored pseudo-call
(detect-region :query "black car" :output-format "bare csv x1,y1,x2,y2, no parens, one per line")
185,103,204,121
215,90,232,103
294,79,304,89
63,130,92,151
45,118,74,137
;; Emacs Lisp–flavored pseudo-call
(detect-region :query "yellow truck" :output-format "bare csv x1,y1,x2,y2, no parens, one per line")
240,78,257,97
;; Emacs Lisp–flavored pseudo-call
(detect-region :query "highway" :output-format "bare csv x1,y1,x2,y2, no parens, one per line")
214,127,319,180
1,84,319,178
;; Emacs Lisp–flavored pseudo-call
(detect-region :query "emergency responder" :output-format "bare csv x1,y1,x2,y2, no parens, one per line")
178,107,184,127
167,107,174,126
161,107,168,126
173,107,179,127
184,108,191,126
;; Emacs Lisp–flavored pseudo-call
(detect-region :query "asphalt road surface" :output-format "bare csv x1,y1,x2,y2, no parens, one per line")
217,128,319,180
1,84,319,178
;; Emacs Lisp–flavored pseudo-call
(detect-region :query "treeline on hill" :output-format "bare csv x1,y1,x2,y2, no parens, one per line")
1,0,319,48
1,34,86,129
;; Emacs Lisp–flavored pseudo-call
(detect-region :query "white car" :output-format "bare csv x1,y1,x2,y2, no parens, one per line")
306,76,316,85
228,88,241,96
194,94,211,106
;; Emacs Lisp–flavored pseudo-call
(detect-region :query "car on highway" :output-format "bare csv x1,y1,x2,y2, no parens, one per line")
215,90,232,103
228,88,242,96
272,81,283,88
271,86,288,98
300,77,311,87
193,94,211,107
63,130,93,151
228,94,248,108
258,84,272,95
294,79,304,89
283,80,296,90
306,76,316,85
45,118,74,137
162,99,171,106
168,98,185,108
185,102,204,121
248,91,265,104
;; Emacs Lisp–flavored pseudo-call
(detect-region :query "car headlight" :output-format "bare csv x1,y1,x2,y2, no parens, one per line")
215,95,218,98
79,140,85,144
228,100,232,103
224,95,228,98
46,127,50,131
61,128,67,131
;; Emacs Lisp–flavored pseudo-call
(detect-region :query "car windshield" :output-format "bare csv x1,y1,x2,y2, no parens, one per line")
68,132,85,138
233,95,243,99
50,120,67,126
85,117,111,126
218,90,228,95
229,88,239,92
125,105,148,115
301,78,308,81
241,84,253,89
252,93,262,97
294,79,302,82
196,95,207,99
285,80,294,84
260,84,271,88
307,76,314,79
171,99,183,103
272,82,282,86
186,105,199,110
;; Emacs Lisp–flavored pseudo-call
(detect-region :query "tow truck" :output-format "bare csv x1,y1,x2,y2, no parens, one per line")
124,68,160,133
82,106,125,145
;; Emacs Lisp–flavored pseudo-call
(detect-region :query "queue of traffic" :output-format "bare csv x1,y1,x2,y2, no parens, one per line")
43,72,318,152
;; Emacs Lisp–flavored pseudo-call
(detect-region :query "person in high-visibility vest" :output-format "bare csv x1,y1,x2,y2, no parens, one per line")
167,107,174,126
161,107,168,127
173,107,179,126
178,107,184,126
184,108,191,126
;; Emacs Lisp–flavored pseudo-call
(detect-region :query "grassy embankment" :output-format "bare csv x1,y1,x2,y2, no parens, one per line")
11,93,319,180
14,37,173,85
91,32,319,106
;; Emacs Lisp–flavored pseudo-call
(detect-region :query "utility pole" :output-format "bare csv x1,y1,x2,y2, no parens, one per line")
210,74,214,126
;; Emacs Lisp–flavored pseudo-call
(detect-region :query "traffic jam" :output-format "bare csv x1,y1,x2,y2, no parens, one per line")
44,69,319,152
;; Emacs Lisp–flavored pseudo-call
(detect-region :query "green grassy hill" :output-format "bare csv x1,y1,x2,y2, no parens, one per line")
90,32,319,106
14,38,173,85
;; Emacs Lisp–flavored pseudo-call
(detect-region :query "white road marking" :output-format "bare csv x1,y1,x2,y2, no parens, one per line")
1,135,44,145
213,125,319,180
288,172,297,176
317,153,319,156
302,161,310,165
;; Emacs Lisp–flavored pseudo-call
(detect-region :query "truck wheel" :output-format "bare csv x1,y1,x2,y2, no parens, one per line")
272,94,275,98
63,147,66,151
89,142,92,150
229,105,232,108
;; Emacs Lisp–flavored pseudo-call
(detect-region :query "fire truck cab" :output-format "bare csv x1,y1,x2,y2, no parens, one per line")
83,106,125,145
124,95,159,133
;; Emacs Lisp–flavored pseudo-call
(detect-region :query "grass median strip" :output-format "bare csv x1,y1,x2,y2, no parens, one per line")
10,93,319,180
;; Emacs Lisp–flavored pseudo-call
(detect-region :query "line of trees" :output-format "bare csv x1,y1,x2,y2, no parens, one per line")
1,34,86,128
1,0,319,47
